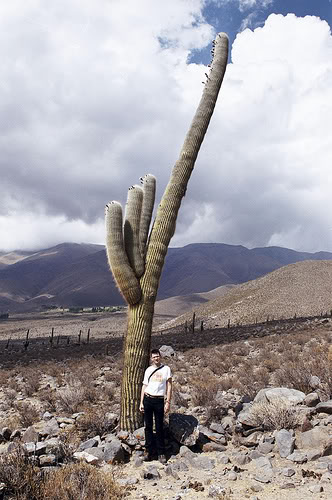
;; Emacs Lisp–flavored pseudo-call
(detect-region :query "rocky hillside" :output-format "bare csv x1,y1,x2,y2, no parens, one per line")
161,260,332,330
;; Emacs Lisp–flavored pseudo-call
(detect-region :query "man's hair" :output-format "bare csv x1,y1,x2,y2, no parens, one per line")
151,349,160,356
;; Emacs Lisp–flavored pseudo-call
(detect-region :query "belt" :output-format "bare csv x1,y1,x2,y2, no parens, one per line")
144,393,164,399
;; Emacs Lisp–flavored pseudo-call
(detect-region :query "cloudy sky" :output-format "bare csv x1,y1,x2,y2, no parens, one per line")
0,0,331,253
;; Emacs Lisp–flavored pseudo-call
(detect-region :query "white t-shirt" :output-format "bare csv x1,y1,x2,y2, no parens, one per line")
143,364,172,397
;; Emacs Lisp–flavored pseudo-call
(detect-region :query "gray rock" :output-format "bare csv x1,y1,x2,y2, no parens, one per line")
287,451,307,463
227,471,237,481
190,456,215,471
233,451,251,465
179,445,195,458
209,422,225,434
316,401,332,415
254,472,272,483
171,460,189,472
133,427,145,441
24,442,47,456
218,454,230,464
254,387,305,405
308,484,323,493
208,485,231,497
296,427,330,451
22,426,39,443
10,429,21,440
165,464,180,479
104,438,125,464
84,447,105,460
140,465,160,480
276,429,295,458
73,451,101,465
304,392,320,407
257,442,274,454
159,345,175,358
310,376,321,389
169,414,199,446
306,449,323,461
239,431,263,447
282,467,295,477
201,442,226,452
78,437,100,451
254,456,273,470
36,418,60,437
43,411,53,420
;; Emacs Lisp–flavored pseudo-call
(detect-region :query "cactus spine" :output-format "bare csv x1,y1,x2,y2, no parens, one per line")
105,33,229,430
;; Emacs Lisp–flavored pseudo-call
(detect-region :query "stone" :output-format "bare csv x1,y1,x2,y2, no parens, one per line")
282,467,295,477
304,392,320,407
78,437,100,451
179,445,195,458
233,452,251,466
159,345,175,358
296,427,330,451
117,477,139,487
201,442,226,453
73,451,102,465
209,422,225,434
104,439,125,464
250,484,264,492
190,456,215,471
208,485,231,497
24,442,47,456
237,407,257,427
227,471,237,481
239,431,263,447
84,447,105,460
276,429,295,458
34,418,60,437
169,414,199,446
308,484,323,493
310,376,321,389
10,429,21,440
43,411,53,420
287,451,307,463
307,449,323,461
39,454,57,466
254,387,305,405
165,464,180,479
257,442,274,454
316,401,332,415
218,454,230,464
140,465,161,480
133,427,145,441
22,426,39,443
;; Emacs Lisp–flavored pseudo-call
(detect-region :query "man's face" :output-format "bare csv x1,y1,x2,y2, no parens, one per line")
151,353,161,366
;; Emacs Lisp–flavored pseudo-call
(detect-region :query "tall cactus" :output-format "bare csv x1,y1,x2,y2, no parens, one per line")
105,33,229,431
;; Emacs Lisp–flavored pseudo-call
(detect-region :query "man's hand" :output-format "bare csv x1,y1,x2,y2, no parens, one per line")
164,401,170,415
139,403,144,413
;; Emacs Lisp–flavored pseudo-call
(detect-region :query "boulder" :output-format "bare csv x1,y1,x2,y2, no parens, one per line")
296,427,331,451
276,429,295,458
159,345,175,358
316,401,332,415
254,387,305,405
169,413,199,446
104,438,125,464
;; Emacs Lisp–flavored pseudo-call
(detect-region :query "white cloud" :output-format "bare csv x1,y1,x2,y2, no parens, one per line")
0,4,332,254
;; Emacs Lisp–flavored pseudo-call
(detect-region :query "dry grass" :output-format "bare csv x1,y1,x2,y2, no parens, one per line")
0,448,125,500
248,399,301,430
76,407,118,440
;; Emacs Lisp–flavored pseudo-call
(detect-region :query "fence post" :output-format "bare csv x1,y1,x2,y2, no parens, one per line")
57,335,60,345
191,312,196,333
24,329,30,351
6,338,10,349
78,330,81,345
50,327,54,346
200,320,204,332
184,321,188,333
227,319,231,328
87,328,90,344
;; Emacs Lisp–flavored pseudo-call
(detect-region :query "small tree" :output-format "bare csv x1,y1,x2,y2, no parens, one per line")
105,33,229,431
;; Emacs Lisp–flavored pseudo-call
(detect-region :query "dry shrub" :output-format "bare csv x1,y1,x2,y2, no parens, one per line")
248,399,300,430
76,407,117,440
38,388,58,412
41,462,125,500
14,401,40,428
0,447,43,500
191,372,220,407
56,378,90,414
0,449,124,500
22,368,41,397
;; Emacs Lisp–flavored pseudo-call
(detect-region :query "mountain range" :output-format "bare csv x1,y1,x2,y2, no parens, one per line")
0,242,331,312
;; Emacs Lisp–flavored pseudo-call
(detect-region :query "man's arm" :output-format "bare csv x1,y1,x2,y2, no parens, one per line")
140,383,147,412
165,378,172,415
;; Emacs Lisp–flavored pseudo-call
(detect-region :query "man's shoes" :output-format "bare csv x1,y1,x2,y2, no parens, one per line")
158,454,167,464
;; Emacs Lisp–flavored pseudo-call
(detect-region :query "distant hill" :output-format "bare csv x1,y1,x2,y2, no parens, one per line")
161,260,332,330
0,242,332,312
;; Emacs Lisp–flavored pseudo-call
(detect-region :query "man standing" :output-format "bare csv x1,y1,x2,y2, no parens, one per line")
139,348,172,464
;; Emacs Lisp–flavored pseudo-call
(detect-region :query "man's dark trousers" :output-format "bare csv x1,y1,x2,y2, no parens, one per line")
143,395,165,456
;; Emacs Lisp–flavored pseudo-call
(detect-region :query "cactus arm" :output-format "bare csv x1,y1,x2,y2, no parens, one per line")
139,174,156,257
142,32,229,297
123,185,145,278
105,201,142,305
